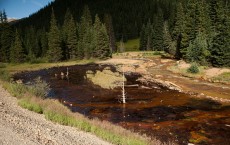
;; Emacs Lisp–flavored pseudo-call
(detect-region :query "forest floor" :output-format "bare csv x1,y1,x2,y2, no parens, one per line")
100,52,230,103
0,84,112,145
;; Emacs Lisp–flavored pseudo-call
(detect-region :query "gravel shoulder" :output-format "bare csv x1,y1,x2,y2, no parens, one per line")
0,84,111,145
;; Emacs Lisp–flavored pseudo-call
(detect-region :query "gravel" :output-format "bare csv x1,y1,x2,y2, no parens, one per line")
0,85,112,145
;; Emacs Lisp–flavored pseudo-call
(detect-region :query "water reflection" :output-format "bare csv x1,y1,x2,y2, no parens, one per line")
14,64,230,145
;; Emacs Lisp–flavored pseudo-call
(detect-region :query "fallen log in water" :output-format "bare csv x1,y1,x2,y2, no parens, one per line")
124,84,139,88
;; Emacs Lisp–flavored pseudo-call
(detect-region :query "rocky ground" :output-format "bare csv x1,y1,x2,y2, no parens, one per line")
0,85,111,145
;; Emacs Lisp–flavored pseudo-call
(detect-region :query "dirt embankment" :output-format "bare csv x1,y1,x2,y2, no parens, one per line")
0,85,111,145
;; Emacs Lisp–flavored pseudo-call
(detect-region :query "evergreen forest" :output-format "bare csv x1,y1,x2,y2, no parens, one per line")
0,0,229,67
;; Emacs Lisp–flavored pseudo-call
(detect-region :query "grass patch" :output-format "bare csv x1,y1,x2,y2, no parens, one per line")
212,72,230,83
4,82,27,98
86,68,124,89
169,63,204,78
117,39,140,52
18,98,43,114
0,70,11,82
2,59,96,74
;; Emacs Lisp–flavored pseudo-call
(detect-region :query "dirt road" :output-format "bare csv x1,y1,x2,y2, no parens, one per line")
0,85,111,145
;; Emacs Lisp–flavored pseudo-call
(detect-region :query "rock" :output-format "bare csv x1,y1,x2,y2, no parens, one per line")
155,75,163,78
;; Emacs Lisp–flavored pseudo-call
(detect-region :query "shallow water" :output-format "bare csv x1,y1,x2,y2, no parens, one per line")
14,64,230,145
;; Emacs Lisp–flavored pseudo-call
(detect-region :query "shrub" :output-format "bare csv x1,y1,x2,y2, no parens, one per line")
187,63,200,74
28,77,51,99
8,83,27,98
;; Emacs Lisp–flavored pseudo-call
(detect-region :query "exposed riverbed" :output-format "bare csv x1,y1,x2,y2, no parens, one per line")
14,64,230,145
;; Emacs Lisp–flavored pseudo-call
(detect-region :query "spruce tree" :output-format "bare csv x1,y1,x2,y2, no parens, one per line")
97,24,111,59
186,31,210,65
104,14,117,53
67,15,77,59
0,22,13,62
172,2,185,59
181,0,196,57
139,24,146,51
92,14,102,58
62,9,78,59
40,28,48,57
0,11,3,23
152,8,164,51
10,29,25,63
78,5,93,59
163,21,176,55
47,9,62,62
210,1,230,66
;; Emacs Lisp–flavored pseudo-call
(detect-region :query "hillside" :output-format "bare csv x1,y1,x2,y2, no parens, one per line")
0,0,230,67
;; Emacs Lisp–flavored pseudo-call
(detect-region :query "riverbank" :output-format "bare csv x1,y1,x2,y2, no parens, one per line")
99,55,230,104
0,84,111,145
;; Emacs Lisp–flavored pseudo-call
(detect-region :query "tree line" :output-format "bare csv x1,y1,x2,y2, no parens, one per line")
0,7,113,63
1,0,230,67
140,0,230,67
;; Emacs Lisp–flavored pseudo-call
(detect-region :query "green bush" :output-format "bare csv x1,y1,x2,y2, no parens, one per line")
8,83,27,98
187,63,200,74
28,77,51,99
18,99,43,114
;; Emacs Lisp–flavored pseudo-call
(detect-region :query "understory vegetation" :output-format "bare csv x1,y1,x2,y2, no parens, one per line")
0,66,156,145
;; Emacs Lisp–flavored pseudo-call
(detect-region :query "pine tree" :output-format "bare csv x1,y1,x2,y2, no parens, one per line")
92,14,102,58
0,11,3,23
163,21,176,55
152,8,164,51
172,2,185,59
104,14,117,53
186,31,210,65
40,28,48,57
0,22,13,62
78,5,93,59
210,1,230,66
172,2,185,39
139,21,154,51
47,9,62,62
10,29,25,63
139,24,146,51
97,24,111,59
2,10,7,22
67,15,77,59
181,0,196,57
62,9,78,59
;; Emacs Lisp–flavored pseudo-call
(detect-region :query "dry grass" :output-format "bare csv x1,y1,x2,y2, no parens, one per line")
2,59,97,74
87,68,126,89
168,64,205,79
